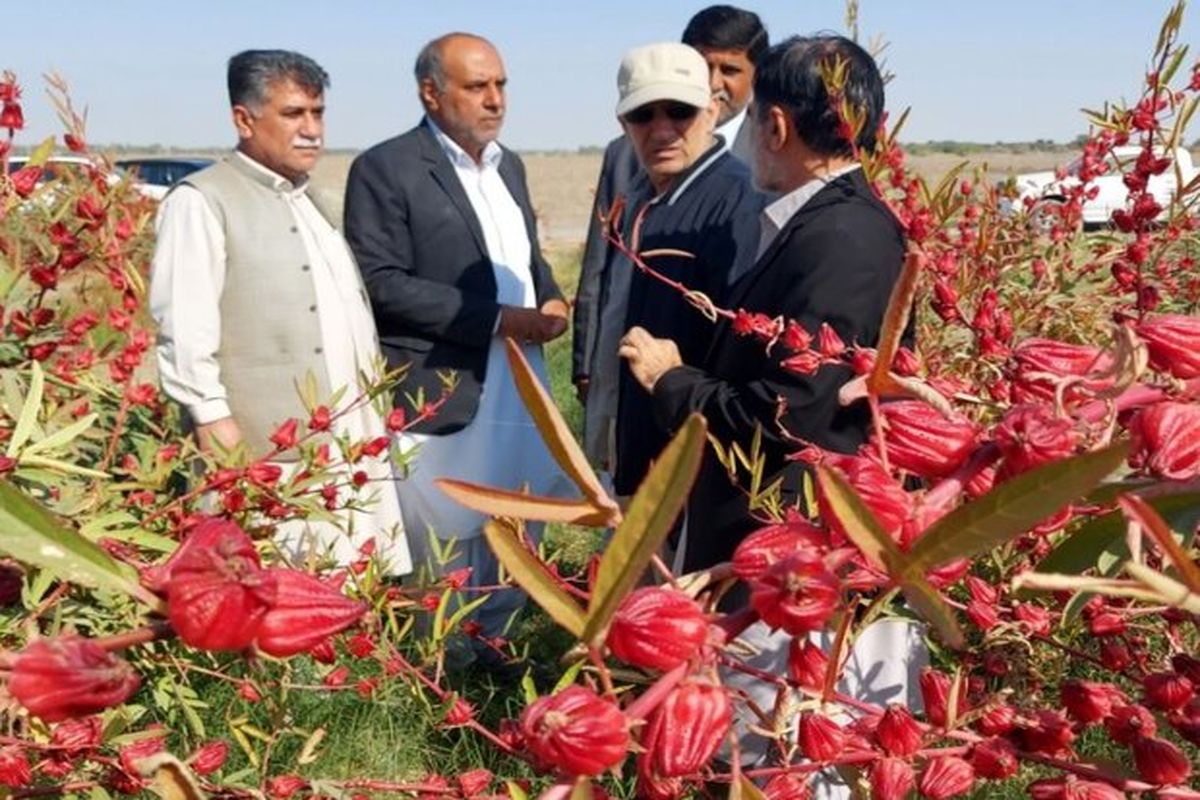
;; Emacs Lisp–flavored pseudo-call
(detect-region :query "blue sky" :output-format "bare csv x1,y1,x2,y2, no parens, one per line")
5,1,1196,150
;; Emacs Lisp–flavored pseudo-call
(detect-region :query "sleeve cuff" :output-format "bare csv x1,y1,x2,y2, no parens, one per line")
188,399,232,425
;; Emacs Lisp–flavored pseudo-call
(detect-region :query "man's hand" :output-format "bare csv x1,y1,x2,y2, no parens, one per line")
619,326,683,392
196,416,244,453
574,376,590,404
498,303,568,345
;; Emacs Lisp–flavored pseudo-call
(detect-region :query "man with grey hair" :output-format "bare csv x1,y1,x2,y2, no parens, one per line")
150,49,411,575
345,33,569,677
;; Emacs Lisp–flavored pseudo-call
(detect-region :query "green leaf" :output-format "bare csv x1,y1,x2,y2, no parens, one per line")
815,465,904,572
1035,489,1200,576
581,414,706,646
900,573,965,649
435,479,614,526
0,480,160,607
730,774,768,800
905,442,1129,573
6,361,45,458
483,519,585,637
504,339,618,515
23,413,98,456
26,136,56,168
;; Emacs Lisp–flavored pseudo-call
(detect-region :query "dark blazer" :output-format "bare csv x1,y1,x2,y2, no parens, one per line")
572,134,641,383
344,121,563,435
650,169,906,572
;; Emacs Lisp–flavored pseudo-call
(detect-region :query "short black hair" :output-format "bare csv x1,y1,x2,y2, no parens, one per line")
681,6,769,65
227,50,329,109
752,35,884,157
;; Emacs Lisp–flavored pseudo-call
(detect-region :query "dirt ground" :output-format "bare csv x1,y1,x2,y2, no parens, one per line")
310,149,1066,250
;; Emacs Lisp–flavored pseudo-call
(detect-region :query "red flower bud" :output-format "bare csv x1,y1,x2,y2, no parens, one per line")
820,454,911,542
816,323,845,358
606,587,709,671
385,407,407,432
1129,402,1200,481
733,310,782,340
918,755,974,800
870,757,914,800
1016,709,1075,756
1136,313,1200,379
635,752,684,800
456,768,493,797
267,775,308,799
166,519,274,651
308,405,332,432
323,665,350,687
1010,338,1114,404
1027,777,1124,800
1173,654,1200,684
0,747,32,788
919,668,966,728
876,704,923,756
969,737,1017,780
994,404,1078,479
254,569,366,658
977,704,1016,736
788,638,829,691
873,401,979,479
1131,735,1192,785
1141,670,1194,711
269,418,300,450
1168,697,1200,746
1105,703,1157,744
443,695,476,727
796,712,845,762
246,462,283,486
1061,680,1125,725
1099,639,1133,671
732,521,825,581
643,679,732,777
188,740,229,776
763,772,812,800
520,686,629,776
9,636,141,721
0,102,25,131
9,166,39,198
749,551,841,635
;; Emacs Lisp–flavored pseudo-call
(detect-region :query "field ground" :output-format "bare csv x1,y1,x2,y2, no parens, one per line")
310,149,1071,249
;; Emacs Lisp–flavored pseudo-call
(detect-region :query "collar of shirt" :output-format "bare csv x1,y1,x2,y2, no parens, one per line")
756,164,861,259
426,117,503,171
715,107,747,148
643,137,727,208
232,150,309,196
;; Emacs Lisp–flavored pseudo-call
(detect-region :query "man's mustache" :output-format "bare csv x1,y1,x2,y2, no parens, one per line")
293,136,323,148
712,89,731,104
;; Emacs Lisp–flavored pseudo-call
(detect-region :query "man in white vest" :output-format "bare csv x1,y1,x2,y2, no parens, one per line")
150,50,410,576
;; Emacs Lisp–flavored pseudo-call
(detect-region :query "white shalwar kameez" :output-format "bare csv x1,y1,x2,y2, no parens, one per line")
396,123,572,643
151,152,411,575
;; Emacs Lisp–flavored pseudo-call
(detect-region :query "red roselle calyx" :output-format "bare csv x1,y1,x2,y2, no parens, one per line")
870,757,915,800
969,737,1018,780
820,454,911,542
1060,680,1125,725
1129,402,1200,481
1131,735,1192,785
8,636,141,721
519,686,629,777
749,550,841,635
796,712,845,762
732,520,826,581
1027,777,1125,800
253,568,367,658
918,755,975,800
606,587,708,672
994,404,1078,478
1009,338,1114,404
164,518,275,651
919,668,966,728
875,704,923,756
788,638,829,691
872,400,980,479
642,678,732,777
1136,312,1200,379
1141,670,1195,711
762,772,811,800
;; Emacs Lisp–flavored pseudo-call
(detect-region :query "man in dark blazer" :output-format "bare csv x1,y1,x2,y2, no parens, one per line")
343,32,569,672
618,34,904,573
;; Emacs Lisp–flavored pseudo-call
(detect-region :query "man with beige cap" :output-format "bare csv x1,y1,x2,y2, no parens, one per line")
590,41,763,499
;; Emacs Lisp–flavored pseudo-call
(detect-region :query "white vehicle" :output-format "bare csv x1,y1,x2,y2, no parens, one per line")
1006,145,1196,229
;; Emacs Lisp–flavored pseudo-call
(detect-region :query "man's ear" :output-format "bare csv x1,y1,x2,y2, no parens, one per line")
766,105,790,152
231,104,255,141
418,79,440,113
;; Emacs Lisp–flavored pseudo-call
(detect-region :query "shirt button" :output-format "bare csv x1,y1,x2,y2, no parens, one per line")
314,347,323,354
290,226,299,233
309,304,317,312
301,264,310,271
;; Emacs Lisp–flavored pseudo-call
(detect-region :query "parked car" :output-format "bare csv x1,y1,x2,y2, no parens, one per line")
115,157,213,200
6,154,102,186
1003,146,1197,229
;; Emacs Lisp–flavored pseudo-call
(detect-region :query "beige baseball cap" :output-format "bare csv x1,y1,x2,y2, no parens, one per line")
616,43,711,117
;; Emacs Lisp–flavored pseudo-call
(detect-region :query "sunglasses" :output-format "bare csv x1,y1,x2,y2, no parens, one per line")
622,101,700,125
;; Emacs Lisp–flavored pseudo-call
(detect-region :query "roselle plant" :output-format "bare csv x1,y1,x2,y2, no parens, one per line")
0,4,1199,800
